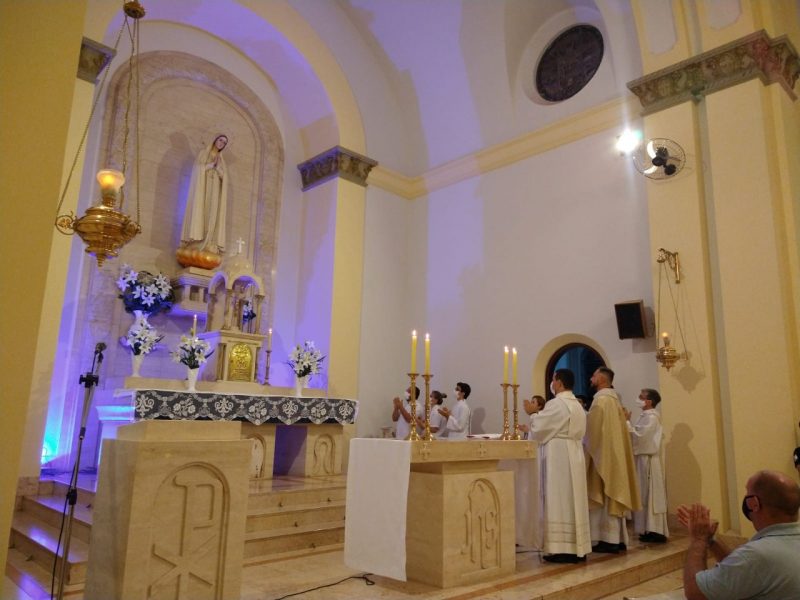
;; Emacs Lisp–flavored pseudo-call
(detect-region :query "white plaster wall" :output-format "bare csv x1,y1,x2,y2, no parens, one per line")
356,187,418,437
356,127,658,438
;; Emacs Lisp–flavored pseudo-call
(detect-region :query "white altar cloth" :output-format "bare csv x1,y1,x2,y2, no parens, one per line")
344,439,411,581
499,457,541,549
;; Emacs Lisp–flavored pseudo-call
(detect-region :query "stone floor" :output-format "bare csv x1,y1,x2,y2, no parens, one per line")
239,535,687,600
4,535,687,600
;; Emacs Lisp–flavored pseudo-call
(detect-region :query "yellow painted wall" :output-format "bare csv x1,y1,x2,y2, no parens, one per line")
633,0,800,536
327,179,366,399
17,81,95,479
644,102,730,526
0,0,87,572
705,81,800,533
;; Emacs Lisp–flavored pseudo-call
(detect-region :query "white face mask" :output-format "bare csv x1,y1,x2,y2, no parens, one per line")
549,382,556,395
404,391,410,401
635,399,646,408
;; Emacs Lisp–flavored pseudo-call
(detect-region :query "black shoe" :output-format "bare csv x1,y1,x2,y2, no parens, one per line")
619,542,627,551
639,532,668,544
592,541,621,554
543,553,587,564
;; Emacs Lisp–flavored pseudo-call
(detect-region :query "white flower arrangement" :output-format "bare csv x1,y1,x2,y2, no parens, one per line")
125,320,163,356
172,335,213,369
116,264,173,316
288,340,325,378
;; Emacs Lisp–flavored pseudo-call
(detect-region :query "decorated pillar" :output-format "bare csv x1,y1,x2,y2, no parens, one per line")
629,0,800,533
297,146,377,399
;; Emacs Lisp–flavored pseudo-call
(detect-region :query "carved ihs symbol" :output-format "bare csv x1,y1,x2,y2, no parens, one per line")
461,478,500,570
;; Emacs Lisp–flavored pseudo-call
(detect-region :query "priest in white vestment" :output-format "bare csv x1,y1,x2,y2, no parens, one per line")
627,388,669,542
438,381,471,440
585,367,642,553
528,368,592,563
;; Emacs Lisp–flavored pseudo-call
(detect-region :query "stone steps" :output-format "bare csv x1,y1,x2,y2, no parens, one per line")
247,499,346,531
247,477,347,510
19,495,93,544
9,512,89,587
6,474,348,595
244,519,345,558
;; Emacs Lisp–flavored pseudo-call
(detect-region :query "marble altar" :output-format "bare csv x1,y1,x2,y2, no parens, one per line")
345,439,537,588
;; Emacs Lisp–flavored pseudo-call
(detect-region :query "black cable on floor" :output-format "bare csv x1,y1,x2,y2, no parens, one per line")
271,573,375,600
50,491,70,600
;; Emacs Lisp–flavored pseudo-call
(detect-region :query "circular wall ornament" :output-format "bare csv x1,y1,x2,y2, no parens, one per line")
535,25,604,102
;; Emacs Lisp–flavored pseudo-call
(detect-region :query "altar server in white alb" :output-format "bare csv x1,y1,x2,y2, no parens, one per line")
392,385,424,440
626,388,669,543
420,390,448,439
438,381,471,440
528,368,592,563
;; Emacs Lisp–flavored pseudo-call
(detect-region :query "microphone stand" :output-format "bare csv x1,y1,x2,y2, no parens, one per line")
55,343,104,600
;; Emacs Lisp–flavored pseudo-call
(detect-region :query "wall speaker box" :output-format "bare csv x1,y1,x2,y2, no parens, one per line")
614,300,646,339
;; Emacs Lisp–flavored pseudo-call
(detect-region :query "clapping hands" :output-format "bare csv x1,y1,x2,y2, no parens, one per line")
677,503,718,542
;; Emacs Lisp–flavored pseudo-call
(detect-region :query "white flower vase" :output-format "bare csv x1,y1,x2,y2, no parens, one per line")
131,353,144,377
131,309,149,330
186,368,199,392
294,374,308,397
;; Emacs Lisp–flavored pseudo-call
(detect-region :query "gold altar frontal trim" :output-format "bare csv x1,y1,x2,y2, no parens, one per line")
410,439,536,464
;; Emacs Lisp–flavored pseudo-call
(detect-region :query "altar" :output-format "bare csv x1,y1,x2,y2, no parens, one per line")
103,379,358,479
344,438,537,588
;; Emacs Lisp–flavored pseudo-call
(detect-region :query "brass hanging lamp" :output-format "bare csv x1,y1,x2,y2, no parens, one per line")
55,1,146,267
655,247,687,371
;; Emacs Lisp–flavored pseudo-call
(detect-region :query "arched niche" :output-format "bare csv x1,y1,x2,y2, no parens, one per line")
532,333,609,397
68,49,284,427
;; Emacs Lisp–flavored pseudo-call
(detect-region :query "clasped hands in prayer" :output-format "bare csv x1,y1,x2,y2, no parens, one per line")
517,397,543,433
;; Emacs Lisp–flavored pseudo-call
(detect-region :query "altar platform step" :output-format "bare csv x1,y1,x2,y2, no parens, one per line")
8,512,89,587
243,475,347,559
247,474,347,510
5,473,348,596
246,532,690,600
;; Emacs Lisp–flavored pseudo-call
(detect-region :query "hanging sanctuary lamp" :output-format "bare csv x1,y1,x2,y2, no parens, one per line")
55,1,146,267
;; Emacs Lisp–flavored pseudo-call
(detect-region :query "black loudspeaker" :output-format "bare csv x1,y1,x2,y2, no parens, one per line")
614,300,646,339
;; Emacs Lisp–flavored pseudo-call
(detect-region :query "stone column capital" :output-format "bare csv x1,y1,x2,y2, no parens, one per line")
628,30,800,115
297,146,378,191
78,37,115,83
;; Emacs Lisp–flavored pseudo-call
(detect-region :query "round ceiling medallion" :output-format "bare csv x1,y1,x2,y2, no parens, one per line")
536,25,604,102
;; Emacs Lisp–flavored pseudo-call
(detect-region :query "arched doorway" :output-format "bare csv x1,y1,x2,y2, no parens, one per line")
545,343,605,406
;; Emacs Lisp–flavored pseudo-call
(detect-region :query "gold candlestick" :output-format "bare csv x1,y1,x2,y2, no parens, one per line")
407,372,420,441
511,384,521,440
500,383,512,440
264,349,272,385
422,373,434,441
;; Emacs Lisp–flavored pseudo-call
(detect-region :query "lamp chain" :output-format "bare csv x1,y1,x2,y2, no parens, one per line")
54,19,128,222
656,262,663,340
134,16,142,225
664,265,688,354
119,17,136,213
